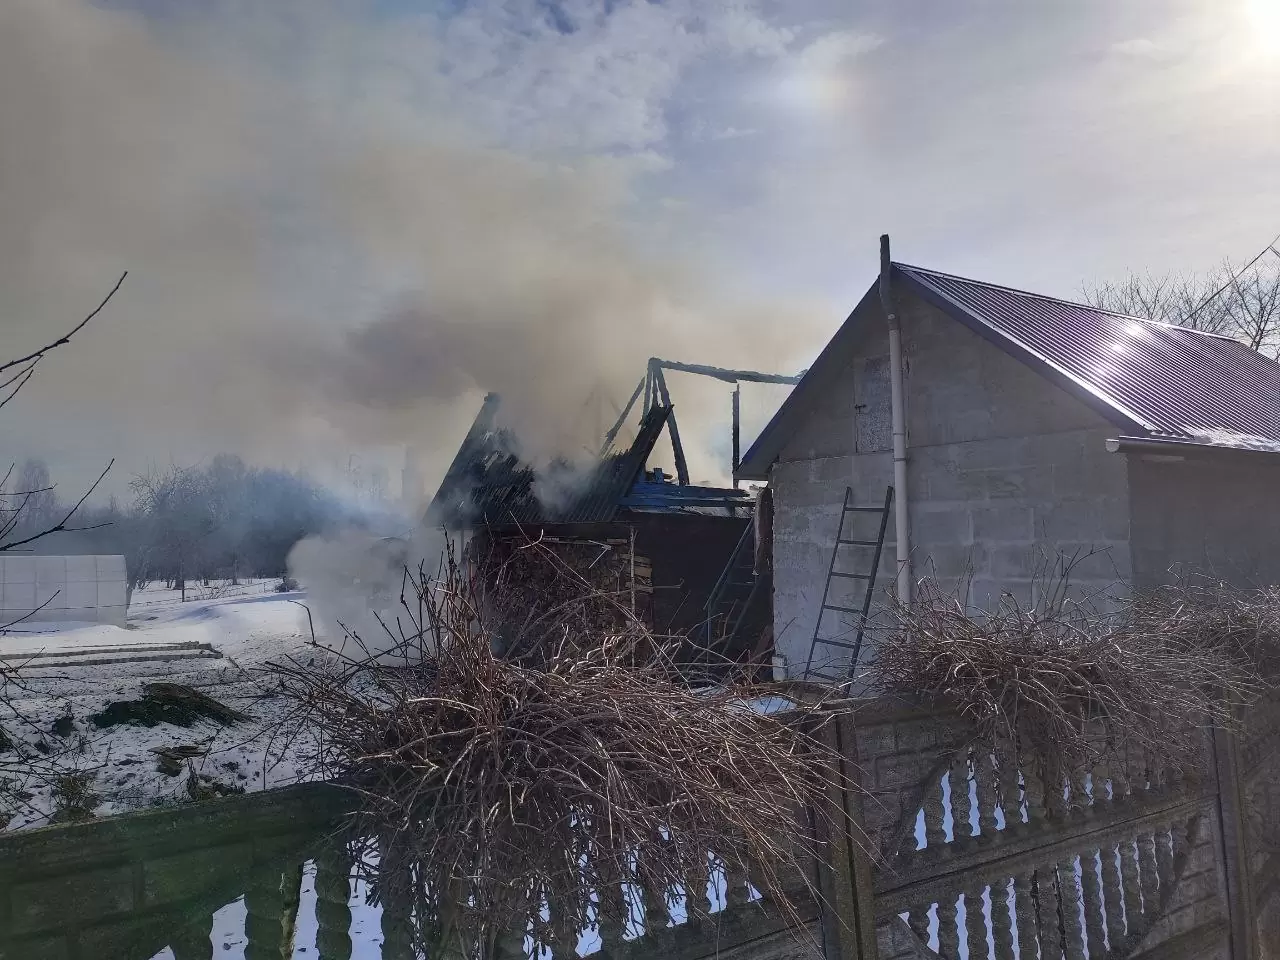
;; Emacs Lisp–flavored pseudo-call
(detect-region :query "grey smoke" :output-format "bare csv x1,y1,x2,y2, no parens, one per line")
0,1,818,501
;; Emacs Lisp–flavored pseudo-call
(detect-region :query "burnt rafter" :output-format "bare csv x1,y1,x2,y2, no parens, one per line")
429,357,800,530
600,358,804,486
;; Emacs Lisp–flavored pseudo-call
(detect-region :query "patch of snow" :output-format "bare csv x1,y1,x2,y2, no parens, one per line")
0,581,316,830
1183,428,1280,453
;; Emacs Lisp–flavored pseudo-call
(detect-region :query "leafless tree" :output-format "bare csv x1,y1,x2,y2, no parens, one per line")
0,273,125,556
129,464,213,600
1085,245,1280,355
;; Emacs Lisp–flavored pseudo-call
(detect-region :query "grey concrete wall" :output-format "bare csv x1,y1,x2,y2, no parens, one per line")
771,291,1132,679
1129,454,1280,589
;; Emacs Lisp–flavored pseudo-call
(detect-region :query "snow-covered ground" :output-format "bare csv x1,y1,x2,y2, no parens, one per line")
0,579,319,830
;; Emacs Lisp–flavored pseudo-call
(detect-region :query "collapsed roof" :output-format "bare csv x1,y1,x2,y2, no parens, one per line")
427,394,750,529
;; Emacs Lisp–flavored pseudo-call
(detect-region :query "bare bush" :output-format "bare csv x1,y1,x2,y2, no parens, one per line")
864,567,1271,786
264,539,847,958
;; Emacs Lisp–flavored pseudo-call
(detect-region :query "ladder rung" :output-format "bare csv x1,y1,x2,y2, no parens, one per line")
812,637,861,650
830,571,871,580
822,603,866,615
844,505,886,513
838,539,880,546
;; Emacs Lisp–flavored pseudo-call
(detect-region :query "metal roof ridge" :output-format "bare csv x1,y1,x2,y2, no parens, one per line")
893,262,1242,342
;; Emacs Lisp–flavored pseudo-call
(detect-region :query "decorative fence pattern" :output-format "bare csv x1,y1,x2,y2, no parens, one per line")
844,699,1280,960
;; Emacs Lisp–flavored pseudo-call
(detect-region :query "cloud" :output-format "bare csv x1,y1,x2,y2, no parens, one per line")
426,0,796,154
795,30,885,69
1110,37,1179,61
768,29,884,115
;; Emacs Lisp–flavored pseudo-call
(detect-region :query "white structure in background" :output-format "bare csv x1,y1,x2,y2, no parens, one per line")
0,555,129,628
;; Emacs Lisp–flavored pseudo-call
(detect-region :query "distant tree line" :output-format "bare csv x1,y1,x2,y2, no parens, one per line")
4,454,349,593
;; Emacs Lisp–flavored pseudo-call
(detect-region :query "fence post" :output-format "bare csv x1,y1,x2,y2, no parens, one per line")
1213,723,1258,959
814,712,877,960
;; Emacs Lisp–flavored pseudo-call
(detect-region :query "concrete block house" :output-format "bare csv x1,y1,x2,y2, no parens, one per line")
736,258,1280,679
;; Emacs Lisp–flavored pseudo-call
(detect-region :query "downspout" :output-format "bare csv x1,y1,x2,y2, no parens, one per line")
880,235,912,605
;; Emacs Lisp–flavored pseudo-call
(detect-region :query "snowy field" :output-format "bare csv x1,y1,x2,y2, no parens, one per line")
0,579,318,830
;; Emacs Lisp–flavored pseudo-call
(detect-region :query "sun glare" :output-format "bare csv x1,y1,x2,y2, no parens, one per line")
1245,0,1280,54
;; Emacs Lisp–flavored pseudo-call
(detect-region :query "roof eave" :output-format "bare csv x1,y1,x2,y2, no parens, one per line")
1107,435,1280,465
735,284,882,482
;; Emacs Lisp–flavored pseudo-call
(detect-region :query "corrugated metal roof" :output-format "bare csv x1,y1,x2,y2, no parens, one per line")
896,263,1280,449
736,263,1280,480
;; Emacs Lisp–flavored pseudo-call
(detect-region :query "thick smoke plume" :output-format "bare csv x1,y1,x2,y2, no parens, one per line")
0,0,819,499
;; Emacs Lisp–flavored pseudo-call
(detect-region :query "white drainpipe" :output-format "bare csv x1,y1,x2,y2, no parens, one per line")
880,235,912,605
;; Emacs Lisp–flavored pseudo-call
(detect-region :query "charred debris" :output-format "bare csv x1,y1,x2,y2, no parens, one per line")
427,358,800,678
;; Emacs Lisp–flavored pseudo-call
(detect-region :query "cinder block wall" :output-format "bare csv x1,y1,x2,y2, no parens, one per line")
0,554,128,627
1129,454,1280,589
771,291,1132,678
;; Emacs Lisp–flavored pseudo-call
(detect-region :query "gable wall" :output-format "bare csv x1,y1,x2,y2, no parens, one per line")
770,290,1132,678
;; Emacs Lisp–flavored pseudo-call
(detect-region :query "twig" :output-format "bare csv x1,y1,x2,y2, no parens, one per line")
288,600,317,645
0,272,127,375
0,459,114,552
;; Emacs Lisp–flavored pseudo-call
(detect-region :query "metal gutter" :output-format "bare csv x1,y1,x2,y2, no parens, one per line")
1106,435,1280,465
881,235,912,606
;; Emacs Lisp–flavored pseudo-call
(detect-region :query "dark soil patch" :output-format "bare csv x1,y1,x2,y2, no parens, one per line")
91,683,251,730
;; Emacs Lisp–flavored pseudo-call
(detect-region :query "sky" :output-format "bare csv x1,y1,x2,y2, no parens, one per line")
1,0,1278,503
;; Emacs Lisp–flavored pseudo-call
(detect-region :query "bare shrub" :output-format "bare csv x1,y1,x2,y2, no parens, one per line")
264,539,847,958
1128,574,1280,676
49,770,100,824
864,565,1269,786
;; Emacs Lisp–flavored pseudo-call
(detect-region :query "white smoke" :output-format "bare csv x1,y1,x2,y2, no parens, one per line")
287,526,451,659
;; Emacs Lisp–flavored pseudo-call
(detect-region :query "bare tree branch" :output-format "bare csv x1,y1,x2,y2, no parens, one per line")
1184,232,1280,327
0,459,114,553
0,362,38,412
1085,240,1280,356
0,271,127,376
0,590,64,633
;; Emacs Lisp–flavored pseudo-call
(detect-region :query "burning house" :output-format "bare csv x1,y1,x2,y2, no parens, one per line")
427,359,800,672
